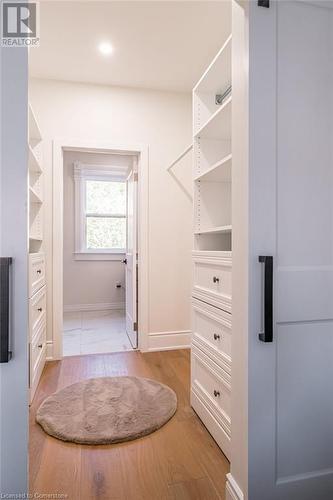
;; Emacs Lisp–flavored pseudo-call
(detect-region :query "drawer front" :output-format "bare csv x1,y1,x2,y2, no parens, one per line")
29,252,45,297
30,319,46,381
29,285,46,338
192,253,231,313
191,345,231,434
191,389,231,460
192,298,231,374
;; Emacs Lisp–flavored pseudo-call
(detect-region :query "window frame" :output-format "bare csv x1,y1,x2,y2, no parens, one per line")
73,162,127,260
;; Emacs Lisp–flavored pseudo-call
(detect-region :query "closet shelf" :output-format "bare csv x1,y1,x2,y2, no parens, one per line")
28,105,42,147
194,95,232,140
194,225,232,235
193,34,232,94
29,145,42,174
29,186,43,204
29,234,43,242
194,154,232,182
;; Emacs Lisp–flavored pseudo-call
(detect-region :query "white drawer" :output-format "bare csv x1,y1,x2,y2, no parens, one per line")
191,345,231,430
192,251,231,313
191,386,231,460
29,252,45,298
192,298,231,375
29,319,46,403
29,285,46,339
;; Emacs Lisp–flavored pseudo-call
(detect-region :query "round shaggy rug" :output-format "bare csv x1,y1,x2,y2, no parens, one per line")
36,376,177,445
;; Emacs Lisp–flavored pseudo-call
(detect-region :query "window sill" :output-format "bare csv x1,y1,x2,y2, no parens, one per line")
73,252,125,262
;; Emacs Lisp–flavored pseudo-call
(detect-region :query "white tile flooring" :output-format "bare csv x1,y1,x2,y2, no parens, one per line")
63,309,133,356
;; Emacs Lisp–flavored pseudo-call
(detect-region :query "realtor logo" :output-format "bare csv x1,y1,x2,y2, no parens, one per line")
1,2,39,46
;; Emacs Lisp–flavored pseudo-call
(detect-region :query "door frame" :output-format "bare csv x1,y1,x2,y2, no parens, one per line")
52,139,149,359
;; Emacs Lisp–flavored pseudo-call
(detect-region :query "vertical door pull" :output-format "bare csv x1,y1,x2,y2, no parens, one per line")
0,257,12,362
258,255,273,342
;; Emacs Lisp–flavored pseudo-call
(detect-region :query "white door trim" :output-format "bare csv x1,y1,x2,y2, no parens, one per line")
52,139,149,359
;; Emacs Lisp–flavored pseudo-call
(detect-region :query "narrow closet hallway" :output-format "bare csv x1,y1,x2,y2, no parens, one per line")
27,2,233,499
3,1,333,499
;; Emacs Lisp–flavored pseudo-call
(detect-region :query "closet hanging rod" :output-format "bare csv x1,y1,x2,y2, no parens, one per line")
166,143,193,172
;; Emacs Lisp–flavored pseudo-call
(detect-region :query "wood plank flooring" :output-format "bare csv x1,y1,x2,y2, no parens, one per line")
29,349,229,500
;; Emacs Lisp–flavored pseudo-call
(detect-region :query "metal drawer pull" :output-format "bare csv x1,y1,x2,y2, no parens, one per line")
37,307,43,312
38,343,43,349
213,333,220,341
213,390,220,398
213,276,219,283
36,269,42,274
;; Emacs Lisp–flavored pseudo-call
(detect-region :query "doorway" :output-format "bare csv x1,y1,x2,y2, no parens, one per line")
61,149,138,356
52,140,149,359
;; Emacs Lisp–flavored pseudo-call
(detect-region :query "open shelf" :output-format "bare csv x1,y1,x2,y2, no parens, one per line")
194,96,231,140
29,235,43,242
194,225,232,235
194,154,232,182
194,231,231,252
29,145,42,174
29,186,42,204
29,105,42,147
194,35,232,94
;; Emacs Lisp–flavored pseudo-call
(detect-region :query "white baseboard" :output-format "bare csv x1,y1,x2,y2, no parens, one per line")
226,474,244,500
47,324,190,358
147,330,191,352
64,302,125,313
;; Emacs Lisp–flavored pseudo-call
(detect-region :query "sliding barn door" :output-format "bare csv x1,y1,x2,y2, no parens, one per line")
125,158,138,348
0,38,29,492
248,1,333,499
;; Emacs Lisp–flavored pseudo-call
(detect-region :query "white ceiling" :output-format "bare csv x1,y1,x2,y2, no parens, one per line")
29,1,231,93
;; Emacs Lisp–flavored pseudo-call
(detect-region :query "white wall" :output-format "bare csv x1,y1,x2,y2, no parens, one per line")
63,150,127,310
29,78,193,353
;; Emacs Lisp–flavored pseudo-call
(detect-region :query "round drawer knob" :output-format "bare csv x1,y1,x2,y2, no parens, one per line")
213,390,220,398
213,333,220,341
37,307,43,312
36,269,42,274
37,343,43,349
213,276,219,283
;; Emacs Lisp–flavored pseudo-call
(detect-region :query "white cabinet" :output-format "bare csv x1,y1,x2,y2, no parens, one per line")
191,345,231,458
192,298,231,374
192,251,232,313
29,284,46,338
28,252,46,298
28,104,46,403
29,319,47,400
191,34,232,460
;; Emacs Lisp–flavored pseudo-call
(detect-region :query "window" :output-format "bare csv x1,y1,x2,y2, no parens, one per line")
74,162,127,258
86,180,126,250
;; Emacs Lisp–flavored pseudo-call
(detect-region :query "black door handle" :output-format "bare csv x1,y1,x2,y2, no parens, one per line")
258,255,273,342
0,257,12,362
122,258,127,264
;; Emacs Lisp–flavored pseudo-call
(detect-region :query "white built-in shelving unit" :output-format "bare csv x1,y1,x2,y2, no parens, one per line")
28,104,47,403
191,34,233,460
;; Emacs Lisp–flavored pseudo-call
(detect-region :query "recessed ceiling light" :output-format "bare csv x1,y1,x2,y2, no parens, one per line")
98,42,113,56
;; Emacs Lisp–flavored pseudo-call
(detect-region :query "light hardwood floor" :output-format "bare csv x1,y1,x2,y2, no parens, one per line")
30,349,230,500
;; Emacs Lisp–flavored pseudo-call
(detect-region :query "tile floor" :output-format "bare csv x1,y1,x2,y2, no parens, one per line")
63,309,133,356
